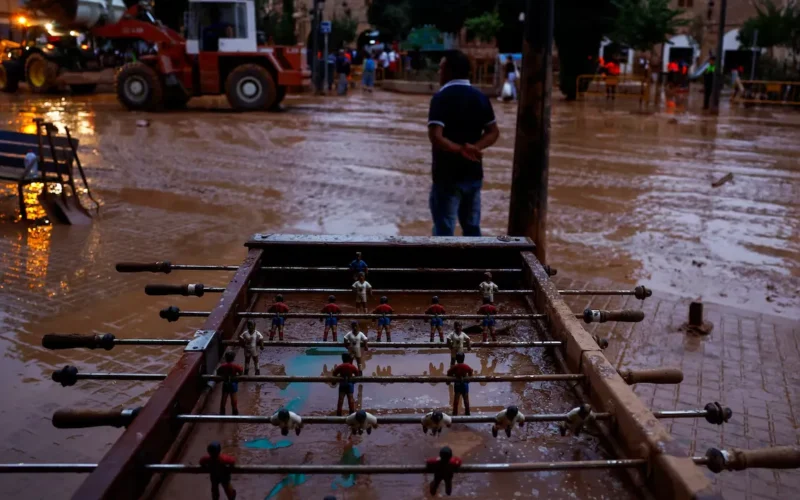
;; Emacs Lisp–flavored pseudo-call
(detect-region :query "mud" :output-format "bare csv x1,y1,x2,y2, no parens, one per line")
0,88,797,498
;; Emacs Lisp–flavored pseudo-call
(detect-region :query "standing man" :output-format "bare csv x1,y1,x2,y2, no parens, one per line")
239,320,263,375
349,252,368,280
352,272,372,313
446,321,471,366
268,294,289,341
321,295,342,342
332,353,359,416
217,350,243,416
425,296,447,342
199,442,237,500
447,352,473,416
703,56,717,110
372,296,394,342
343,321,369,374
503,55,517,101
428,50,500,236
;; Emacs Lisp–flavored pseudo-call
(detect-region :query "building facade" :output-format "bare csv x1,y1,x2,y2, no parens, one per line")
0,0,23,42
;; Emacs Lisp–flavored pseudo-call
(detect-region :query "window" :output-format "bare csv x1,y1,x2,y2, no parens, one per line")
189,2,248,50
678,0,694,7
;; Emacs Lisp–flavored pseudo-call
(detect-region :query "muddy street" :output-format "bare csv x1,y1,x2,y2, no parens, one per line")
0,89,798,499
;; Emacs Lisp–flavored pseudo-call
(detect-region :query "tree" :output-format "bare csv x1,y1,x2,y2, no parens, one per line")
609,0,687,52
464,11,504,43
368,0,412,41
275,0,297,45
331,13,358,49
496,0,525,52
737,0,796,50
554,0,617,100
410,0,471,34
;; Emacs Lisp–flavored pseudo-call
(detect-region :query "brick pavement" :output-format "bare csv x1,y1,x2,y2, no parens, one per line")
559,277,800,499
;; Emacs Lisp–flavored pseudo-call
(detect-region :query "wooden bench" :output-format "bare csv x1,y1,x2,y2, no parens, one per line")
0,129,80,221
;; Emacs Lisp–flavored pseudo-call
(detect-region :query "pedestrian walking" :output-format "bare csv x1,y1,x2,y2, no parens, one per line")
336,50,350,95
427,50,499,237
703,56,716,110
362,53,376,92
503,55,517,101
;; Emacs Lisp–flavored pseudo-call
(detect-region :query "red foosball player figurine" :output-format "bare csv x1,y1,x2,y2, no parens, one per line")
425,296,446,342
268,294,290,341
477,297,498,342
321,295,342,342
372,296,394,342
446,352,473,416
426,446,462,497
199,441,237,500
332,353,360,416
217,350,243,415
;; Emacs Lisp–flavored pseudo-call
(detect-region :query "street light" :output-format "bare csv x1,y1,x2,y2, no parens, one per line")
16,16,28,26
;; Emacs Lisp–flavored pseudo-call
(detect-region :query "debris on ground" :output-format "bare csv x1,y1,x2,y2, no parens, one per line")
711,172,734,188
691,260,705,267
136,120,150,127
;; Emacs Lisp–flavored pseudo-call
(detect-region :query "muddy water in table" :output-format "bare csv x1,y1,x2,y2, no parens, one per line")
0,89,797,498
157,295,634,500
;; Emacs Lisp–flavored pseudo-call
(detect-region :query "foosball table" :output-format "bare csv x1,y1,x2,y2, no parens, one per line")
6,235,798,499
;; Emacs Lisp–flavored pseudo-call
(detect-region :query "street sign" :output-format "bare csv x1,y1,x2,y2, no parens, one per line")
320,21,331,34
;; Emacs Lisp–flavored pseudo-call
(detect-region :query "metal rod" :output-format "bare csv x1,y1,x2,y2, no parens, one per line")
106,340,562,349
188,287,643,296
148,264,524,273
0,459,659,475
175,409,713,425
176,311,547,320
70,373,585,383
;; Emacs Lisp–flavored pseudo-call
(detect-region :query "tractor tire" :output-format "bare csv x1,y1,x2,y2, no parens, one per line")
25,53,59,93
70,84,97,95
0,65,19,93
225,64,276,111
271,85,287,110
115,62,164,111
164,84,191,109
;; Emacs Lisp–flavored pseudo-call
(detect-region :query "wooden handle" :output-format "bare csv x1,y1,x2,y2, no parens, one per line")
619,368,683,385
42,333,115,350
706,446,800,472
116,261,171,273
145,284,204,297
583,309,646,324
52,408,140,429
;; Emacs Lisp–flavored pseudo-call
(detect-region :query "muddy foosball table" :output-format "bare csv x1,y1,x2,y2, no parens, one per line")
9,235,798,499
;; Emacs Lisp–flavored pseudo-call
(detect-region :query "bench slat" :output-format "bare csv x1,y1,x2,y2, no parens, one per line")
0,154,71,174
0,131,79,149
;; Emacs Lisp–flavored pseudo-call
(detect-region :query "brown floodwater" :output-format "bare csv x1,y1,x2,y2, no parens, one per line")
0,87,797,499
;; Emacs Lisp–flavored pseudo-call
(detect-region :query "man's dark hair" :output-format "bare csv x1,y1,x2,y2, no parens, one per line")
444,50,471,80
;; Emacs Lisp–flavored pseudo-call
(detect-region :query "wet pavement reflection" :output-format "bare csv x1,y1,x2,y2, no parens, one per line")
0,87,797,498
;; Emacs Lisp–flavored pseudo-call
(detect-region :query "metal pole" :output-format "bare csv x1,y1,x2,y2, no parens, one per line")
177,311,547,320
507,0,553,264
323,31,329,93
311,0,320,87
749,29,758,80
710,0,727,111
66,373,585,383
108,340,563,349
182,287,643,295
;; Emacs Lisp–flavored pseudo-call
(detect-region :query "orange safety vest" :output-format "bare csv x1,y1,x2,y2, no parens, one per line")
605,62,620,76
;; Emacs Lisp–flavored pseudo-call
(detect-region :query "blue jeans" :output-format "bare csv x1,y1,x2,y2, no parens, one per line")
429,181,482,236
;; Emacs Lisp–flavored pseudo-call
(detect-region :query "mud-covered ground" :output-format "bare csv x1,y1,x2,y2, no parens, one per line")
0,88,797,499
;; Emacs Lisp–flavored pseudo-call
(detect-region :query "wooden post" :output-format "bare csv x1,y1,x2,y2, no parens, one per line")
507,0,554,264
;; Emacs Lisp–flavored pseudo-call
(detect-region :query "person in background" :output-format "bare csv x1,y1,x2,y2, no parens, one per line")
362,53,376,92
314,51,326,94
336,49,351,95
604,57,620,99
427,50,499,237
731,65,744,100
327,51,336,91
388,45,398,78
379,48,390,79
703,56,717,110
503,55,517,101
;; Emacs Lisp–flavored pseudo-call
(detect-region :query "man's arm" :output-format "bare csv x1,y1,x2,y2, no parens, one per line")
474,122,500,151
429,126,481,162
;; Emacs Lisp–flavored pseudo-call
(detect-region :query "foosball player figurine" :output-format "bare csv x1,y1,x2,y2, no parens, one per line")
239,320,263,375
372,296,394,342
426,296,447,342
268,294,290,341
332,353,360,416
321,295,342,342
426,446,462,497
492,405,525,438
479,272,499,303
559,404,595,437
477,297,498,342
446,321,472,366
199,441,237,500
270,408,303,436
343,321,369,374
352,272,372,313
217,350,243,415
422,410,452,436
349,251,368,281
447,353,473,416
346,409,378,435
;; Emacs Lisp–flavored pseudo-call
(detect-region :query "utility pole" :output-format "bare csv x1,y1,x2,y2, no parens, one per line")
507,0,554,264
312,0,321,86
710,0,727,111
750,29,758,80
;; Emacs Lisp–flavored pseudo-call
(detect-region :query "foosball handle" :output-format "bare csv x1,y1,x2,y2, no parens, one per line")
42,333,116,351
116,261,172,273
583,309,646,323
52,408,141,429
145,284,205,297
618,368,683,385
705,446,800,472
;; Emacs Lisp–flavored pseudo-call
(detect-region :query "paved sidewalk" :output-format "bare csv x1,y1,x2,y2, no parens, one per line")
558,277,800,500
